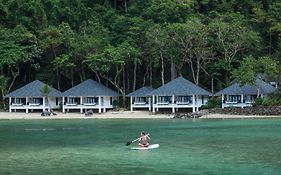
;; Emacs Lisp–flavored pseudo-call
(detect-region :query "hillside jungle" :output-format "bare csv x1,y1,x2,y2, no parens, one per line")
0,0,281,109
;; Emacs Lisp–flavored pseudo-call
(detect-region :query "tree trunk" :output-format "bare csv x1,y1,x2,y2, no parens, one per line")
7,67,19,93
124,0,127,13
195,58,200,85
149,56,153,86
160,51,165,85
211,77,214,97
133,59,137,91
122,67,126,107
56,69,60,91
171,61,177,80
143,64,149,87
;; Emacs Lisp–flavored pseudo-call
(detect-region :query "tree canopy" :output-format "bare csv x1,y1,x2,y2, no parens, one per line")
0,0,280,108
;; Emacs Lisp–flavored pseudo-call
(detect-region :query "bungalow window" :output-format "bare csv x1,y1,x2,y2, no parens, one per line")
86,97,96,104
245,95,256,103
135,97,147,103
177,96,191,104
15,98,25,104
110,97,113,105
228,95,241,103
158,96,171,103
68,97,80,104
30,98,42,104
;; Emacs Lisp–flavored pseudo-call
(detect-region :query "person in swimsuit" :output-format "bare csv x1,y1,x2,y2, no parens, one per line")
138,131,150,147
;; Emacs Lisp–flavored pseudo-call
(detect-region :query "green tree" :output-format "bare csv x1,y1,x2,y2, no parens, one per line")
232,56,278,85
167,19,214,85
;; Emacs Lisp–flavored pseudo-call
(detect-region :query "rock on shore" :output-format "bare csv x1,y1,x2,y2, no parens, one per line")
173,106,281,119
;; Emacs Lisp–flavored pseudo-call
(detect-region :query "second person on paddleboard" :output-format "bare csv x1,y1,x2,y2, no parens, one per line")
138,131,151,147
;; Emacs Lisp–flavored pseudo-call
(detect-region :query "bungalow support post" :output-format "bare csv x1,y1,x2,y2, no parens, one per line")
130,97,133,111
148,97,151,111
9,97,11,112
62,96,65,112
98,96,102,113
80,96,83,113
43,96,46,112
241,94,244,108
26,97,28,113
172,95,175,113
222,94,224,109
192,95,195,112
152,95,155,113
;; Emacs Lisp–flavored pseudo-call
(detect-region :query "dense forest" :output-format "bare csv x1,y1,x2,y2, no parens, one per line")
0,0,280,108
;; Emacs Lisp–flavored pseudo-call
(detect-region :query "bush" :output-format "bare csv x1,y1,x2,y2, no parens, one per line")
201,97,221,109
253,97,264,106
254,88,281,106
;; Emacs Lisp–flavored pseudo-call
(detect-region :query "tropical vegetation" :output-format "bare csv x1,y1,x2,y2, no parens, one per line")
0,0,280,109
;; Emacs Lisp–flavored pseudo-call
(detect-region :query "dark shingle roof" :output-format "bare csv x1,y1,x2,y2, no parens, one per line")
4,80,62,98
149,77,211,96
127,86,155,97
215,79,276,96
62,79,119,97
214,83,243,96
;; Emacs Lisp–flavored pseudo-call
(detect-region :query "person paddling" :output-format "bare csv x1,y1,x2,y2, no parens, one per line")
138,131,151,147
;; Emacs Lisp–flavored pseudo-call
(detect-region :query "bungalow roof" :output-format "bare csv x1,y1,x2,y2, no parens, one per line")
127,86,155,97
62,79,119,97
149,77,211,96
4,80,62,98
215,78,276,96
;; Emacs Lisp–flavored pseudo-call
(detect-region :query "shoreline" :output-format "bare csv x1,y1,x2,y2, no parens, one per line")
0,111,173,120
0,111,280,120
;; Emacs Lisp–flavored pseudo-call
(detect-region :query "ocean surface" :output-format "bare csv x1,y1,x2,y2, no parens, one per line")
0,118,281,175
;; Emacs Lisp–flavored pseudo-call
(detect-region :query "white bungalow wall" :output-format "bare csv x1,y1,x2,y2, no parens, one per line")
152,95,210,113
48,97,61,109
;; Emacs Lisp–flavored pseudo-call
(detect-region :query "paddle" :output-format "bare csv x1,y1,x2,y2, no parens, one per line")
126,133,150,146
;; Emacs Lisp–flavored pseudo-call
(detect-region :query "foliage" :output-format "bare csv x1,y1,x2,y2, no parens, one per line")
201,97,221,109
0,0,280,109
254,88,281,106
232,56,278,85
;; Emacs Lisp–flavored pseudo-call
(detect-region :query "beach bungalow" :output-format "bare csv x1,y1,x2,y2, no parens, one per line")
62,79,119,113
150,77,212,113
4,80,62,113
127,86,155,111
215,79,276,108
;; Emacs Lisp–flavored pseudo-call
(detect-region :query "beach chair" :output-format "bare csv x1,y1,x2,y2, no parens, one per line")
85,110,93,116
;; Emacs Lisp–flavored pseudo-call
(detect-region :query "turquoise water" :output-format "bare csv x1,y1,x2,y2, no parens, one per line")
0,118,281,175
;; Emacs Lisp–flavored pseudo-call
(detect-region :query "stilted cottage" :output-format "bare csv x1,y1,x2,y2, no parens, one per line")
215,79,276,108
127,86,155,111
4,80,62,113
62,79,119,113
150,77,211,113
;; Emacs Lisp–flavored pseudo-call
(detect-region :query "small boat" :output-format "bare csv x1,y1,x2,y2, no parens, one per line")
130,144,159,150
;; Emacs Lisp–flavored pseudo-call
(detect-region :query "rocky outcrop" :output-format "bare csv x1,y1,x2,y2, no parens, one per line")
173,110,209,119
208,106,281,115
173,106,281,119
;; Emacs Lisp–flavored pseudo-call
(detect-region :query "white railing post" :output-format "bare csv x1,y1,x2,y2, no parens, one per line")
130,97,133,111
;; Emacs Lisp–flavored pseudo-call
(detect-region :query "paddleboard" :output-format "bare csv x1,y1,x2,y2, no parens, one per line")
130,144,159,150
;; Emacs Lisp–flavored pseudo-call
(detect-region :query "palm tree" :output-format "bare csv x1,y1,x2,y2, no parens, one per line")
41,84,52,112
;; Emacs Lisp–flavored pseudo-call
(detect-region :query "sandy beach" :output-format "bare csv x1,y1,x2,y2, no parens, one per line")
0,111,280,120
200,113,281,119
0,111,174,120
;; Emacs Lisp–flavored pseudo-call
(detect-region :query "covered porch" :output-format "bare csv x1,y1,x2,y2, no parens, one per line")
8,96,60,113
62,96,113,113
152,95,209,113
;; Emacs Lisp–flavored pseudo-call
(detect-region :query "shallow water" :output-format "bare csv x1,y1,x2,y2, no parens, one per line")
0,118,281,175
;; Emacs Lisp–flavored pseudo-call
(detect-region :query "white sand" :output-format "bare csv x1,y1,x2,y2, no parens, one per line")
0,111,172,120
200,113,281,119
0,111,280,120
